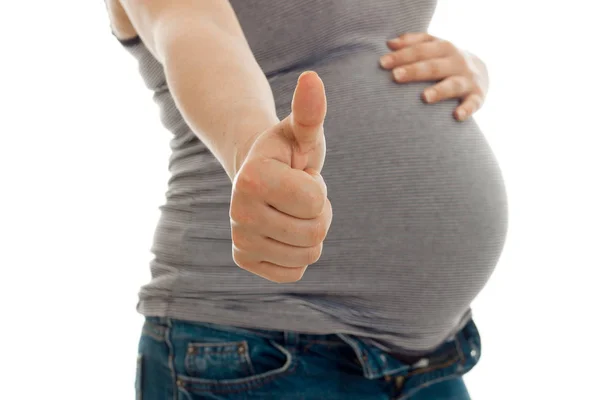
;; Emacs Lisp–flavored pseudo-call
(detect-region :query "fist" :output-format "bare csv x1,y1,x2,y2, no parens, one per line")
230,72,333,283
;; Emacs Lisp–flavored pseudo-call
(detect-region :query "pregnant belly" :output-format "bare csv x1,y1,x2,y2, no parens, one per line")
271,50,508,313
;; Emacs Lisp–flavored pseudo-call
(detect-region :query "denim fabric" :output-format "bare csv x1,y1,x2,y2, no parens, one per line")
136,317,481,400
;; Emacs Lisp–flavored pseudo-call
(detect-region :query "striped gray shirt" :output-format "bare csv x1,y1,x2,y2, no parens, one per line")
117,0,508,354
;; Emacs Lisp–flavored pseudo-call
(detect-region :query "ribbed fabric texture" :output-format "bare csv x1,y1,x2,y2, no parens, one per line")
118,0,508,354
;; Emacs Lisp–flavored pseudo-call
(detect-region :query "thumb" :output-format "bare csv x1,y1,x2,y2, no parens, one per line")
290,71,327,153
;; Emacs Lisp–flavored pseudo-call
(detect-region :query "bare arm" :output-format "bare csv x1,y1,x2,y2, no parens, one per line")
119,0,279,179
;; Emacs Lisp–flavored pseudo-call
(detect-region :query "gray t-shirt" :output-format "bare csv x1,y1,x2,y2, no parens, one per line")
117,0,508,354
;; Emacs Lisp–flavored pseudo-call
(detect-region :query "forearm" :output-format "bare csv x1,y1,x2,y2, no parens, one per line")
156,18,279,180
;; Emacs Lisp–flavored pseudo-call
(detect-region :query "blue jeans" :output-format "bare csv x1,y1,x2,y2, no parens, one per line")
136,317,481,399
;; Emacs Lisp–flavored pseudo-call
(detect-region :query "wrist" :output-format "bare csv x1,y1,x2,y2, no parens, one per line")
222,109,279,181
232,131,262,179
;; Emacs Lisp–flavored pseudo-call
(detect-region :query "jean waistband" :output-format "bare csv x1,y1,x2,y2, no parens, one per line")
145,317,480,380
337,319,480,379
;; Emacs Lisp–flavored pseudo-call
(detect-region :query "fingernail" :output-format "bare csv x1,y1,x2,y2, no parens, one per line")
424,89,436,102
393,68,406,81
387,38,401,46
379,56,393,68
298,71,313,81
457,109,466,120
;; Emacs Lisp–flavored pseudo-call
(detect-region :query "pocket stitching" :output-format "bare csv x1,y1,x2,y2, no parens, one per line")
184,340,253,378
177,340,296,394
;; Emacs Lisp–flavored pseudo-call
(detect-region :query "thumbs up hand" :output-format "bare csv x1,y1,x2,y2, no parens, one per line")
230,71,332,283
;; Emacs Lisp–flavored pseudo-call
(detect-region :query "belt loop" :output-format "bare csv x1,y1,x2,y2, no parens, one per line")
337,334,380,379
454,330,467,364
284,331,299,349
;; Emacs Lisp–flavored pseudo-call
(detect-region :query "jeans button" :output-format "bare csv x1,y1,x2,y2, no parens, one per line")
395,376,405,389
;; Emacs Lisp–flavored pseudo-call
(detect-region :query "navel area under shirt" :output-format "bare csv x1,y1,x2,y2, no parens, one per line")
116,0,508,355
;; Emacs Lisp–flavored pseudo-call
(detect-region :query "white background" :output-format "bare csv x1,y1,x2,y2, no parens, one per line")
1,1,598,399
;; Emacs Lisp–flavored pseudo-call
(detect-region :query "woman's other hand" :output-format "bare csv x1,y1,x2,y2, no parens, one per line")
380,33,488,121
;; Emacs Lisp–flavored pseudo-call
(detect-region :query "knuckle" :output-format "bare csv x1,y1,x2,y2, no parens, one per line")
404,47,416,62
388,50,400,65
307,190,326,217
429,60,441,76
308,218,328,246
442,40,457,53
229,203,254,226
231,225,243,245
234,162,262,195
325,198,333,223
458,56,471,71
453,76,466,93
232,249,252,269
305,244,323,265
413,45,424,59
231,227,252,251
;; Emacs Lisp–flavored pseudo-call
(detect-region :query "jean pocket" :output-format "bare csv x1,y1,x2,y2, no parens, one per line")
176,338,295,394
184,341,256,380
135,354,143,400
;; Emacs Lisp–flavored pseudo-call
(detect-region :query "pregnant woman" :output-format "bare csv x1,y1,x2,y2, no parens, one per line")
106,0,508,399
